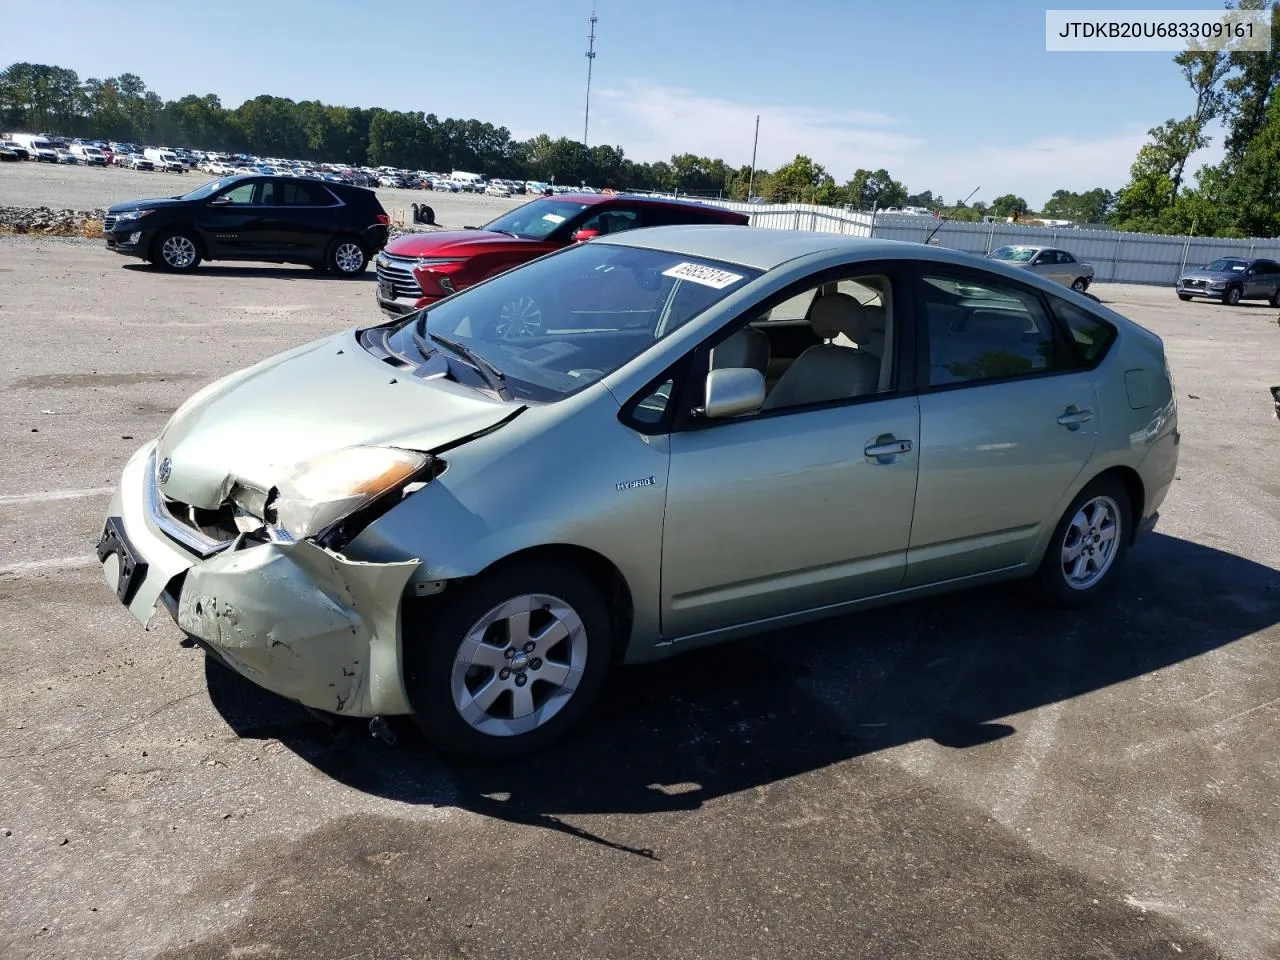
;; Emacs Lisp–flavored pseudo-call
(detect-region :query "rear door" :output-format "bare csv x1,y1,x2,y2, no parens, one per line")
1249,259,1280,300
268,180,343,259
905,266,1101,587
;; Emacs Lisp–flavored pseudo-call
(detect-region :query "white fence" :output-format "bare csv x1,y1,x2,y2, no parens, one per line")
693,198,1280,286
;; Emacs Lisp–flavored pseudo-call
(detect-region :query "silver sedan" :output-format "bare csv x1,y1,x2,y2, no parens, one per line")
97,228,1178,759
989,245,1095,292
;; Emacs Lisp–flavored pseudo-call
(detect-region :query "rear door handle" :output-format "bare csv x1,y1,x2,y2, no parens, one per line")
1057,407,1094,429
864,438,913,462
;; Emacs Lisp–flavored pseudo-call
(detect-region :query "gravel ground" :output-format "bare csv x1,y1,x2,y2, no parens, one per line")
0,236,1278,960
0,160,526,229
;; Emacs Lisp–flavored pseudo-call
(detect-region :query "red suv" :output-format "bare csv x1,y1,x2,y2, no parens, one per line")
373,193,749,317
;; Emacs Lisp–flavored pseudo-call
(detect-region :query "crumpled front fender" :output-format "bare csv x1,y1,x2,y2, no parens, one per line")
177,537,419,717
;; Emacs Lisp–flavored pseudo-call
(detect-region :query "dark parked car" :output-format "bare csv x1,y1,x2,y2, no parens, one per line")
1176,257,1280,306
1271,385,1280,420
103,174,391,274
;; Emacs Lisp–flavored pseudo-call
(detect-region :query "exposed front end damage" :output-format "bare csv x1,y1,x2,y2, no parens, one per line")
176,537,419,717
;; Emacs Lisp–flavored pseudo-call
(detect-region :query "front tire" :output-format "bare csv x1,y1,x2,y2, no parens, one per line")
1033,476,1132,608
1224,285,1242,306
149,228,202,272
405,560,613,760
1177,293,1192,301
327,237,367,276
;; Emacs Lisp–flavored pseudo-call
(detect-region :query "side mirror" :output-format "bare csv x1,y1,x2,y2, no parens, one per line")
701,367,765,420
573,228,601,243
208,195,231,206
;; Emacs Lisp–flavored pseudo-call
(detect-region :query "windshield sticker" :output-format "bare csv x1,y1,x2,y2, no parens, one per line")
662,262,744,289
542,213,566,224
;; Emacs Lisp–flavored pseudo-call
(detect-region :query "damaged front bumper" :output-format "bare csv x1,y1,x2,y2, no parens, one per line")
98,442,421,717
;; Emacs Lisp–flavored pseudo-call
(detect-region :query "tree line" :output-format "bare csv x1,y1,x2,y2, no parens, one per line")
7,30,1278,238
0,60,994,211
1114,0,1280,237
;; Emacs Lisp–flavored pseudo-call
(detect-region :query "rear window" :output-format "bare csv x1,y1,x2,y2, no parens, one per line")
1048,297,1117,367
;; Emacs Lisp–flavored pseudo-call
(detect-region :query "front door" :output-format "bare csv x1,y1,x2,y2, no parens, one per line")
905,268,1100,586
201,179,275,257
660,266,919,639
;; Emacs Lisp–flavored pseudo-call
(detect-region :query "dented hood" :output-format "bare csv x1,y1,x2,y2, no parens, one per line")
155,329,517,508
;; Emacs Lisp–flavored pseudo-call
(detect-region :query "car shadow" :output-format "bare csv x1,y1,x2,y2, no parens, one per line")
120,263,375,281
206,532,1280,855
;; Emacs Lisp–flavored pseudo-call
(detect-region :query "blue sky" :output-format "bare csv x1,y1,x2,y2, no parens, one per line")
1,0,1229,205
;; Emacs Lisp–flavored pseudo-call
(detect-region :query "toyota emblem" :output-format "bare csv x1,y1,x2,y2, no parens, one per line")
157,457,172,485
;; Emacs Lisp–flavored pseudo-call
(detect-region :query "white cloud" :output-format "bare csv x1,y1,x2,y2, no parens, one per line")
587,80,1225,207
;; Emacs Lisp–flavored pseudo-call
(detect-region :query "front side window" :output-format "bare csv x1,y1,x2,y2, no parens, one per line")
579,207,642,235
921,273,1056,386
218,181,261,205
706,273,897,415
384,243,759,401
479,197,593,240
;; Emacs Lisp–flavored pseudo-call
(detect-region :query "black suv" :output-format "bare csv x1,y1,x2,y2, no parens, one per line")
103,174,390,275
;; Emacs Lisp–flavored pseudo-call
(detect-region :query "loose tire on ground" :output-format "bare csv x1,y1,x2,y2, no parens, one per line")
404,559,613,760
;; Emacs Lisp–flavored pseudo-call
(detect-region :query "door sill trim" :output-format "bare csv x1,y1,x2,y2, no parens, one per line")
659,562,1028,648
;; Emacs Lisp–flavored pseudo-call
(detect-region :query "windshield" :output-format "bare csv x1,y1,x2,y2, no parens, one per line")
32,140,54,151
384,242,760,401
480,197,592,240
181,176,239,201
1204,258,1247,273
990,246,1037,262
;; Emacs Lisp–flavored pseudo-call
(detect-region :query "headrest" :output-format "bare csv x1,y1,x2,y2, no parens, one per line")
808,292,872,343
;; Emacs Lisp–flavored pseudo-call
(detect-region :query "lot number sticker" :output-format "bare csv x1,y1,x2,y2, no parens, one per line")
662,262,744,289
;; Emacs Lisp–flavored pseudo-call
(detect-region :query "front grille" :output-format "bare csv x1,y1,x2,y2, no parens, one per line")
103,215,117,231
1183,279,1204,288
376,255,424,299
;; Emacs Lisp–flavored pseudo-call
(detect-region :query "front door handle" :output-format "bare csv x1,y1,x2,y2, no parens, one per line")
1057,407,1094,430
864,437,913,463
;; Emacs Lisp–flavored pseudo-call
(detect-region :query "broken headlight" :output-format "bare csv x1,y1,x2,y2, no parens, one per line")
269,446,428,542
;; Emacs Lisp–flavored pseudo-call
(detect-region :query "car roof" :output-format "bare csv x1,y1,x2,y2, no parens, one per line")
599,225,1006,271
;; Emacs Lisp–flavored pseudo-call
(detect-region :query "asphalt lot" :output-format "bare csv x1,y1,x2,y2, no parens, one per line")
0,160,526,227
1,235,1278,960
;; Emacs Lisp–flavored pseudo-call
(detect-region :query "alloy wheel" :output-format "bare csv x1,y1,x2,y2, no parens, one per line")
1060,495,1121,590
162,235,197,269
449,593,588,737
333,242,364,273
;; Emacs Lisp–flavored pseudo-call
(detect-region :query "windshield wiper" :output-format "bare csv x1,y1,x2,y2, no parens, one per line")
489,228,518,238
415,330,511,400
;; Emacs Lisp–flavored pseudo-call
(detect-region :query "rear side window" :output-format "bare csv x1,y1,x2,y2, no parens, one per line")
920,274,1057,386
1048,297,1117,367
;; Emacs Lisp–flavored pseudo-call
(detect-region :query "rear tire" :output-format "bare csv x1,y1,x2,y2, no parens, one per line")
326,237,367,276
149,228,202,272
1270,289,1280,308
1071,277,1089,293
405,560,613,760
1033,476,1132,608
1224,285,1242,306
